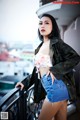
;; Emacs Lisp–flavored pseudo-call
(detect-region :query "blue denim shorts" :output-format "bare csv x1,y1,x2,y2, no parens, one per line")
41,74,69,102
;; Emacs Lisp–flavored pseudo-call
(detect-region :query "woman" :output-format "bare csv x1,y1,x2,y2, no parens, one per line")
16,14,80,120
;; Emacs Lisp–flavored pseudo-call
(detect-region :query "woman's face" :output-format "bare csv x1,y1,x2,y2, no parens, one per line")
39,16,53,38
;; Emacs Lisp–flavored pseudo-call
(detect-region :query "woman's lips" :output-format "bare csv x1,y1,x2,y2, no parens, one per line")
41,29,45,32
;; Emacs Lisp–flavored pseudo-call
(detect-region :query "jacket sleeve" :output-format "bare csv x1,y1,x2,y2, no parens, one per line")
22,67,36,90
49,40,80,79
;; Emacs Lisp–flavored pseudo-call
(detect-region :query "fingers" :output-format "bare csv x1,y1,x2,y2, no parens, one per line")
50,72,55,80
15,82,24,90
46,71,50,76
50,72,55,84
47,71,55,84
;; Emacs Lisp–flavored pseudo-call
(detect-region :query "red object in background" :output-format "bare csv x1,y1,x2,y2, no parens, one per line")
0,51,9,61
0,51,20,61
53,0,80,4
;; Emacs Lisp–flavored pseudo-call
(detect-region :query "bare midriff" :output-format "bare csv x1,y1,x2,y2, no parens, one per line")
39,67,49,78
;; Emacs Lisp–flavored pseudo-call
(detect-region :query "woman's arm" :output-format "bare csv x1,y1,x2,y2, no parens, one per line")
15,67,36,90
49,40,80,79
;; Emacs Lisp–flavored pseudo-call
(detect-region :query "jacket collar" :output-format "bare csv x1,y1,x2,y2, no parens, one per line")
40,37,59,45
50,37,59,45
35,37,59,54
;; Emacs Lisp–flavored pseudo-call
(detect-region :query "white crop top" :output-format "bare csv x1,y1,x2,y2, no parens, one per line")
35,53,52,68
34,40,52,77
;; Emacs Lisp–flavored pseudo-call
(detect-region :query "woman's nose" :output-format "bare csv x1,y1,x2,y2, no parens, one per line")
41,23,45,28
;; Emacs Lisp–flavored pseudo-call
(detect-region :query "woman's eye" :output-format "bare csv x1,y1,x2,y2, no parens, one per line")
45,22,49,24
39,22,49,25
39,22,42,25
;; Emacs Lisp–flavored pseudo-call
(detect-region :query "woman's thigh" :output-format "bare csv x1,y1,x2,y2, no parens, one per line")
55,100,67,120
38,99,65,120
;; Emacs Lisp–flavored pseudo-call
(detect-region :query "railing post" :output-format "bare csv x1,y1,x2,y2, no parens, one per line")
18,90,27,120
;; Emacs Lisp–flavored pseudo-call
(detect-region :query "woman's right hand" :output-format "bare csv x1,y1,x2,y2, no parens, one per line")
15,82,24,90
47,70,55,84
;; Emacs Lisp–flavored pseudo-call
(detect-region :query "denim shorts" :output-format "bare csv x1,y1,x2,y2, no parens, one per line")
41,74,69,102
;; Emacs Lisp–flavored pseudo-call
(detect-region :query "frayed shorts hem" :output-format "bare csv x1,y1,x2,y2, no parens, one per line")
45,96,68,103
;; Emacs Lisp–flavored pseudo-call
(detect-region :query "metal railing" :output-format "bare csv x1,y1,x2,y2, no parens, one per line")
0,87,27,120
0,73,80,120
0,84,43,120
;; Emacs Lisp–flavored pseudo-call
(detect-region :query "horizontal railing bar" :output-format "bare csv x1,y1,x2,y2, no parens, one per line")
0,87,20,108
0,86,33,110
4,91,27,111
0,75,29,107
2,95,21,111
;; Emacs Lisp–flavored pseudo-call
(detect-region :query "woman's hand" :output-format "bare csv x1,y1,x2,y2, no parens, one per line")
15,82,24,90
47,71,55,84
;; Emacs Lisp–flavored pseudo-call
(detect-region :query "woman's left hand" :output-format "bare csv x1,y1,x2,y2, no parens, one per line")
46,71,55,84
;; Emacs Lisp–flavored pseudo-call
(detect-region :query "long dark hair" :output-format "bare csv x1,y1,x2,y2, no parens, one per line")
38,14,61,41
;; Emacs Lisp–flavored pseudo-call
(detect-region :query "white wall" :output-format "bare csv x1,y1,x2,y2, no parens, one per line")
64,17,80,55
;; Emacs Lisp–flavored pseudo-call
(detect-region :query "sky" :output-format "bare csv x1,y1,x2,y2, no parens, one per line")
0,0,40,44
